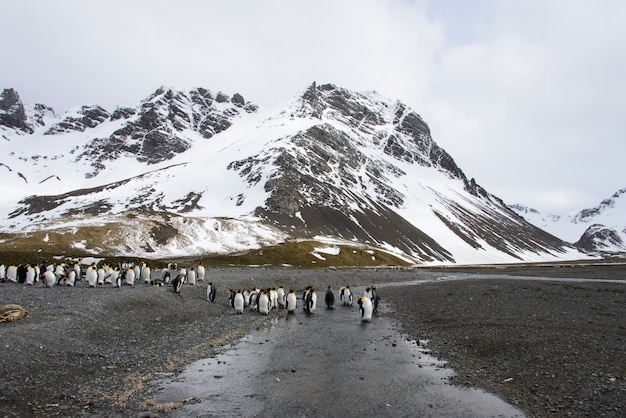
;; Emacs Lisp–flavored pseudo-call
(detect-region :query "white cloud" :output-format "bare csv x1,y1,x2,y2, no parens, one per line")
1,0,624,214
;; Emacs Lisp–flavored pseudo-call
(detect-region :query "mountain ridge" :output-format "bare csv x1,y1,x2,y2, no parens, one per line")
0,84,588,265
511,188,626,256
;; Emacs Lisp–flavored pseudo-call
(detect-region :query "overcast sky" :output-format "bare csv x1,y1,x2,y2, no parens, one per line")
2,0,625,214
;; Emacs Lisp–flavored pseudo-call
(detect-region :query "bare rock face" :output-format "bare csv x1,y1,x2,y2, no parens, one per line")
0,88,32,134
75,87,258,177
575,224,625,253
45,105,110,135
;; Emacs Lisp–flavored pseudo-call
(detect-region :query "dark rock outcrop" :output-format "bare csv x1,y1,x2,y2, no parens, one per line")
0,88,32,133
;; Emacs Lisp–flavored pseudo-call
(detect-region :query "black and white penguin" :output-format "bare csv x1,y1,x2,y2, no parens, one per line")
172,273,184,293
229,289,236,307
340,286,353,306
160,267,171,285
42,270,57,288
66,270,76,287
276,286,286,309
5,265,17,283
141,265,151,283
196,262,206,282
16,264,27,284
25,265,36,286
286,289,297,313
207,282,217,303
302,286,311,312
187,268,196,285
309,288,317,313
124,268,136,286
103,265,113,285
258,290,270,315
325,285,335,309
371,285,380,313
358,296,373,322
97,266,105,285
73,263,81,282
234,290,245,314
269,288,277,311
248,289,260,311
85,264,98,287
303,287,316,313
0,264,5,282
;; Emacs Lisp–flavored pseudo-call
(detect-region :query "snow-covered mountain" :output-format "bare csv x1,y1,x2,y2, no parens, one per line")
0,84,588,264
510,189,626,256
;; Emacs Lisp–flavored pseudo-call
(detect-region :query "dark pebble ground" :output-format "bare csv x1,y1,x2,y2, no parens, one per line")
0,264,624,417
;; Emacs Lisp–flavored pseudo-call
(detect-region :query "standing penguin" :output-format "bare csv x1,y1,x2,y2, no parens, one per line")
371,285,380,313
286,289,297,313
112,267,121,288
141,265,151,283
304,287,316,313
358,296,373,322
65,270,76,287
172,273,184,294
97,266,105,285
124,268,136,286
85,264,98,287
276,286,286,309
269,288,278,311
25,265,36,286
207,282,217,303
325,285,335,309
5,265,18,283
187,268,196,286
258,290,270,315
73,263,81,282
340,286,353,306
42,270,57,288
196,262,206,282
234,290,245,314
302,286,311,312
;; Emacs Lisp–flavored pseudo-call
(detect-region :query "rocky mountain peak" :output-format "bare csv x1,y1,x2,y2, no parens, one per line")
0,88,33,134
73,86,259,178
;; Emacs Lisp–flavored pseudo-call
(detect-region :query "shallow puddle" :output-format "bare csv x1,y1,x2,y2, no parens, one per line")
150,285,525,417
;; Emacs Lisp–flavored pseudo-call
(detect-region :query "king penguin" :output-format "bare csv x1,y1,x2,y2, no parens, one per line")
286,289,297,313
207,282,217,302
258,290,270,315
358,295,373,322
42,270,57,288
86,264,98,287
371,285,380,313
234,290,245,314
197,262,206,282
276,285,286,309
172,273,184,294
340,286,353,306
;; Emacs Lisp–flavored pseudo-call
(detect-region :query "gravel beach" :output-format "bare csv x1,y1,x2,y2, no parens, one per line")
0,264,624,417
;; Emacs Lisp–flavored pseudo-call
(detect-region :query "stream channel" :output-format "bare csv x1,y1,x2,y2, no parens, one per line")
150,282,526,417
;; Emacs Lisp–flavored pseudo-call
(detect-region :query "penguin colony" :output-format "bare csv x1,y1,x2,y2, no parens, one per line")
0,260,207,293
0,261,381,322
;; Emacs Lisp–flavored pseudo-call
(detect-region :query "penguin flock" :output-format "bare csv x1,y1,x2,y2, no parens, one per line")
226,284,381,322
0,260,210,291
1,259,381,322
